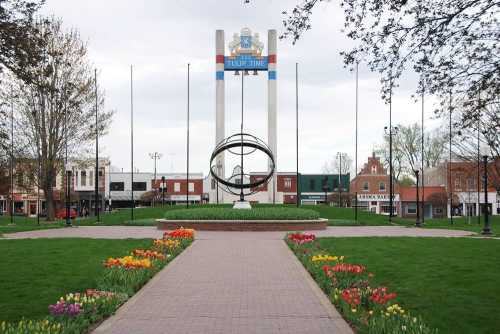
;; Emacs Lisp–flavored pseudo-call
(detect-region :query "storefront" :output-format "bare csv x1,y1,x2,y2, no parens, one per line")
357,193,399,215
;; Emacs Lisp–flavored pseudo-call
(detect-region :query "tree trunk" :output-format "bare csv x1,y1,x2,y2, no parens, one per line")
44,165,56,221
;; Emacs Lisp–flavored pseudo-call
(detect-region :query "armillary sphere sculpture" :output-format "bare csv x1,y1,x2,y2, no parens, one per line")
210,133,275,201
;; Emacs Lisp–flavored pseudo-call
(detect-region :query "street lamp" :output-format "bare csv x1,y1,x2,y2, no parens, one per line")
336,152,346,208
384,125,399,220
322,176,329,206
481,155,491,235
149,152,162,207
414,170,422,227
161,176,166,207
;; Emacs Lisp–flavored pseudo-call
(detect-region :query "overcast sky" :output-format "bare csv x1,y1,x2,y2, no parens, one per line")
42,0,442,176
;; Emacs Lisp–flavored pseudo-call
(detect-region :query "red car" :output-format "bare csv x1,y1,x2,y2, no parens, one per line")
56,208,77,219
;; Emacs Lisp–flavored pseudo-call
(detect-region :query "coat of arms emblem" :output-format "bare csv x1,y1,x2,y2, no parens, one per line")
228,28,264,58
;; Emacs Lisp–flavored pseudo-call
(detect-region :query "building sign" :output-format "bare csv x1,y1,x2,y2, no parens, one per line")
170,195,201,201
357,193,400,201
301,194,326,200
224,28,268,71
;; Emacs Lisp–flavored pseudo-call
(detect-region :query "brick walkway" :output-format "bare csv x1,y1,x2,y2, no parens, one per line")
4,226,474,333
93,236,353,334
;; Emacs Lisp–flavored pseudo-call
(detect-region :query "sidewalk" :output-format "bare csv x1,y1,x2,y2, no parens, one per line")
93,235,354,334
3,225,475,240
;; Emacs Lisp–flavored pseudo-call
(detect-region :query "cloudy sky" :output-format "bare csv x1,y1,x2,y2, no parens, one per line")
42,0,441,176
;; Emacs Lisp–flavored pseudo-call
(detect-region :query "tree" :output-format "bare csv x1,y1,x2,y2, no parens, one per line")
398,175,415,187
375,123,446,180
453,100,500,190
279,0,499,133
0,0,45,81
1,0,46,167
322,153,353,176
1,17,113,220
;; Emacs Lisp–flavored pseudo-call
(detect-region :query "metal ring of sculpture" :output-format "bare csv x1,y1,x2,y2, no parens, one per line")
210,133,275,196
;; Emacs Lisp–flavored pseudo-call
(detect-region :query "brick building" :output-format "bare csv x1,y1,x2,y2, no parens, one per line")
425,160,499,217
350,153,399,215
398,186,448,219
151,173,204,205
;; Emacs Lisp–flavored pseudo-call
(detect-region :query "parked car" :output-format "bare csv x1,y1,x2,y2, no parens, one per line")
55,208,77,219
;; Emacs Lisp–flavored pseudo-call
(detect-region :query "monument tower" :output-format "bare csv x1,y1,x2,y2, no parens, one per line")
215,28,277,203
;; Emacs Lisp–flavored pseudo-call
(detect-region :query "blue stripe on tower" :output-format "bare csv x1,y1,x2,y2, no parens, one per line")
216,71,224,80
268,71,276,80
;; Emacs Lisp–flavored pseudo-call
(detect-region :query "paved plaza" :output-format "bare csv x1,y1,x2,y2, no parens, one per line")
2,226,475,333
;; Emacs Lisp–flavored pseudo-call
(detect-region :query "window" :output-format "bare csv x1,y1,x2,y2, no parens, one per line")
284,178,292,189
407,203,417,214
379,182,386,191
75,172,78,187
188,182,194,192
110,182,124,191
81,171,86,186
454,177,461,189
89,171,94,186
132,182,147,191
174,182,180,192
371,165,377,174
362,181,369,191
309,179,315,190
467,178,475,190
211,179,216,190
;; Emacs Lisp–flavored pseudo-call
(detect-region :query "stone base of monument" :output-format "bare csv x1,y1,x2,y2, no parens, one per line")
156,218,328,231
233,201,252,209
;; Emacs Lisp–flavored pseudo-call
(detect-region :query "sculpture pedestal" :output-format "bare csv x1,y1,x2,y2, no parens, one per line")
233,201,252,209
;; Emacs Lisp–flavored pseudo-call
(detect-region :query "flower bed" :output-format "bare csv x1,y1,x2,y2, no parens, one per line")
286,232,437,334
0,228,194,334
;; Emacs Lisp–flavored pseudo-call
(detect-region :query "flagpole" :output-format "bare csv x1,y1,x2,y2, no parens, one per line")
130,65,134,221
355,61,359,223
421,88,424,225
95,68,100,222
186,63,190,208
296,62,299,207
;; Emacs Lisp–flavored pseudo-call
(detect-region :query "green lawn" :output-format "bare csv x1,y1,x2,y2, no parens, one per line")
0,238,152,322
311,237,500,334
2,205,497,235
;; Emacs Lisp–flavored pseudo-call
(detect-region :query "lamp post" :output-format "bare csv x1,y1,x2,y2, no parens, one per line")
414,170,422,227
161,176,166,207
337,153,342,207
481,155,491,235
10,88,14,224
322,176,329,206
384,125,399,220
94,69,100,223
149,152,162,207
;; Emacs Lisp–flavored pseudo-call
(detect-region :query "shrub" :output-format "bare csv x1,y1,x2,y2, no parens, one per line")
163,207,320,221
